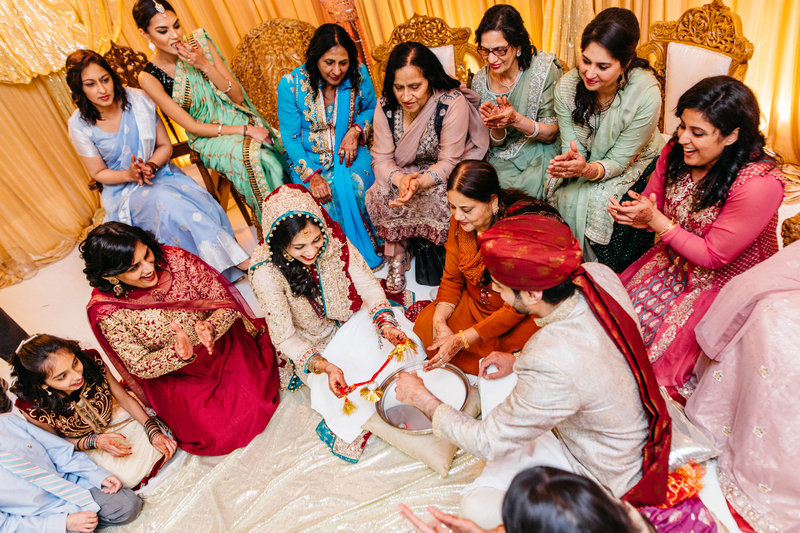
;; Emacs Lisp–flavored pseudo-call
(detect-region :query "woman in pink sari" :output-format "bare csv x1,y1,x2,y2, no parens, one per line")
685,242,800,532
608,76,784,396
82,222,280,456
366,42,489,292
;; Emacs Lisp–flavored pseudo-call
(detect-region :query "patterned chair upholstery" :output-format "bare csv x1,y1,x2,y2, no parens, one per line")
231,19,317,130
370,13,485,93
103,42,257,235
636,0,754,135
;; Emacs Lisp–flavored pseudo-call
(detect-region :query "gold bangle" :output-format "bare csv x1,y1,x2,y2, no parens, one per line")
657,218,677,237
458,329,469,349
585,162,603,181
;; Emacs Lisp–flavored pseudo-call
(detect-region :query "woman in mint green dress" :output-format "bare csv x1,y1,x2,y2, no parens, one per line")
472,5,562,199
134,0,287,223
547,8,663,272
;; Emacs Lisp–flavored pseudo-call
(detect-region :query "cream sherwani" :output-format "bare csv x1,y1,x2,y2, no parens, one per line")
433,263,649,497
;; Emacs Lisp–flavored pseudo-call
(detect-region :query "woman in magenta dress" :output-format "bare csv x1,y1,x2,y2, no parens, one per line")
82,222,280,455
608,76,784,396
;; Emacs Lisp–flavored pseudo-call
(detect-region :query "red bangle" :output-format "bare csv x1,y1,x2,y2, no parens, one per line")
304,169,322,184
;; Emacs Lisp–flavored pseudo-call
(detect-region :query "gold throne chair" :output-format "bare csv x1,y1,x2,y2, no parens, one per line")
232,18,317,130
370,13,485,93
636,0,754,135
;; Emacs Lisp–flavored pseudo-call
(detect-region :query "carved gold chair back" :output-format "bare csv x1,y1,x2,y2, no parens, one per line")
103,42,258,235
636,0,754,134
231,18,317,129
370,13,485,94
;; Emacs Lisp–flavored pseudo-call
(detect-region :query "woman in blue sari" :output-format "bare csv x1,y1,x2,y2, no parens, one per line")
277,24,381,268
66,50,249,281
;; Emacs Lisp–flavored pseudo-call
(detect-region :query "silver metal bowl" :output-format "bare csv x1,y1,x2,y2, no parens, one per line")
376,361,470,435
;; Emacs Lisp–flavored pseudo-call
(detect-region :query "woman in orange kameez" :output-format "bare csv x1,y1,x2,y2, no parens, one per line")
413,160,564,374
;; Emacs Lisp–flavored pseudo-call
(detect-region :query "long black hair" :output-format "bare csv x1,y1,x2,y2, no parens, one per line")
66,49,130,125
269,215,323,300
132,0,176,30
475,4,537,71
448,160,564,226
79,221,165,295
665,75,776,211
11,335,105,417
502,466,638,533
305,23,361,98
381,41,460,109
573,8,652,133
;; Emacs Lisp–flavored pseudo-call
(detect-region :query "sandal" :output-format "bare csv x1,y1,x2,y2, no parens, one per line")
384,251,410,293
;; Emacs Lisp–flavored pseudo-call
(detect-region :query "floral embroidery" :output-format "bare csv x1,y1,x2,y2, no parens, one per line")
713,370,724,381
759,365,770,378
753,426,765,438
758,483,771,494
722,426,732,435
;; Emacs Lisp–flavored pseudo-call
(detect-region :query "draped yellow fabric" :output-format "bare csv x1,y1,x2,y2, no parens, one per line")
1,0,799,288
0,0,122,84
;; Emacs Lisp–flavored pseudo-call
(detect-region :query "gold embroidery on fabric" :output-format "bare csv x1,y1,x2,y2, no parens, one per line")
534,292,580,327
717,469,781,533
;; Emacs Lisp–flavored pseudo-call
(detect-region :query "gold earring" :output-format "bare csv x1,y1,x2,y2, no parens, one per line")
492,204,499,215
109,277,125,297
282,250,294,262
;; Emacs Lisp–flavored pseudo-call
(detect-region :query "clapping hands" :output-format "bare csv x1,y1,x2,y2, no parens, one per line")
389,172,420,207
480,96,518,129
607,190,659,228
547,140,587,179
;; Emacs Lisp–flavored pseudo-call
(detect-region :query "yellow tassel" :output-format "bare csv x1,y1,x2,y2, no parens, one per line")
390,338,418,362
342,397,357,415
360,387,383,402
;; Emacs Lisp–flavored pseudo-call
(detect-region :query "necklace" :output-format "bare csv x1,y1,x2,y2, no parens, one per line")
492,67,522,94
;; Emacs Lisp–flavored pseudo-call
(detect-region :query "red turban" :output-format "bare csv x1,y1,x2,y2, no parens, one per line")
478,215,583,291
478,214,672,506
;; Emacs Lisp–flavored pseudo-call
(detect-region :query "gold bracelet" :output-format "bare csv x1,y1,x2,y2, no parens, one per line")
656,218,677,237
458,329,470,349
585,162,604,181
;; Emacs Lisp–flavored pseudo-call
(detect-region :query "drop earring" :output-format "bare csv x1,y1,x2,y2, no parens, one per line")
148,40,156,52
516,50,521,57
109,277,125,298
282,250,295,262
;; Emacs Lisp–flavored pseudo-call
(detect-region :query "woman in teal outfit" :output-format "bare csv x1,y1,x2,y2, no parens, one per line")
547,8,664,272
277,24,381,268
472,4,562,199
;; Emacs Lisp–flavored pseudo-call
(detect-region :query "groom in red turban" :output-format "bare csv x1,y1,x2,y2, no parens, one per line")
397,214,671,528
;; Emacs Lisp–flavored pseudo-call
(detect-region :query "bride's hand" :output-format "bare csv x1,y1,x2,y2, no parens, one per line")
381,326,408,346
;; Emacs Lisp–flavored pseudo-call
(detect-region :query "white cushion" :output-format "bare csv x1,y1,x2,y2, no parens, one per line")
430,45,456,78
663,42,732,135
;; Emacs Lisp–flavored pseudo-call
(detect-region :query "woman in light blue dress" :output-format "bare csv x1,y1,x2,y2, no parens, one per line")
66,49,248,281
277,24,381,268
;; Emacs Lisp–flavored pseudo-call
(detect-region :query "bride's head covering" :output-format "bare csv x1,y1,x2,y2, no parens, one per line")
249,185,363,320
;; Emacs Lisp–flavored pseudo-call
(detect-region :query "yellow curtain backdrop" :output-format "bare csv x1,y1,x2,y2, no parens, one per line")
1,0,799,288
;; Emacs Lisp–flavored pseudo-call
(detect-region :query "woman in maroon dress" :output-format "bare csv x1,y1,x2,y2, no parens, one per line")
82,221,280,455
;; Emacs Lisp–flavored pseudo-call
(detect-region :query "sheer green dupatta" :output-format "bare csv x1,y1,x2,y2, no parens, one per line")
173,28,288,222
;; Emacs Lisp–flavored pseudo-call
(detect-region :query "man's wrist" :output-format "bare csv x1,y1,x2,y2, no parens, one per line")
417,391,442,419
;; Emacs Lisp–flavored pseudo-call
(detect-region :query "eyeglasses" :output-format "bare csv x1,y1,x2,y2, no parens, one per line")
477,45,510,58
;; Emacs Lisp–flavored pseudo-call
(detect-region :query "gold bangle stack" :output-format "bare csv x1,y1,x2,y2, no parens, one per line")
657,218,678,237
